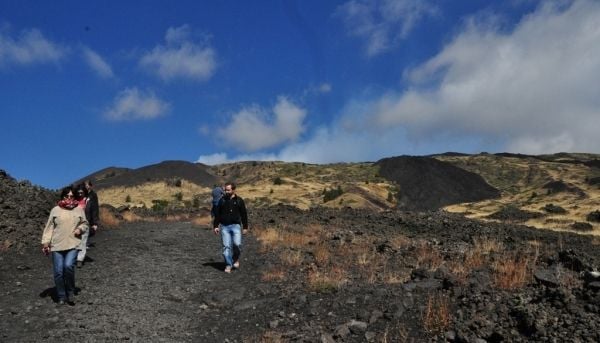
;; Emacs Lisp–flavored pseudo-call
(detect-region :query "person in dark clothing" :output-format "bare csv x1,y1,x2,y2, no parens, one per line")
210,184,224,219
84,180,100,238
213,182,248,273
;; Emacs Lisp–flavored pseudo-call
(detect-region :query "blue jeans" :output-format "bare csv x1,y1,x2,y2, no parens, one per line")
52,249,78,301
220,224,242,267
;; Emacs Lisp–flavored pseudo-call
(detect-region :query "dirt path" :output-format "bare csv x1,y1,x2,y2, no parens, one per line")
0,221,271,342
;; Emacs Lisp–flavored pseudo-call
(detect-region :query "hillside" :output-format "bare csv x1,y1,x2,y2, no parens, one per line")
437,153,600,233
79,153,600,234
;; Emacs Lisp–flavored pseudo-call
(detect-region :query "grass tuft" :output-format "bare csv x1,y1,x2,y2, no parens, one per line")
422,292,451,333
307,267,348,292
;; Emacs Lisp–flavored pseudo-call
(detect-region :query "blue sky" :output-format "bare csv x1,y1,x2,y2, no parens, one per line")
1,0,599,189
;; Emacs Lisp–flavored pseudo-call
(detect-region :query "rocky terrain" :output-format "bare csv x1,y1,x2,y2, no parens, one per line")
1,154,600,341
0,170,56,252
1,201,600,341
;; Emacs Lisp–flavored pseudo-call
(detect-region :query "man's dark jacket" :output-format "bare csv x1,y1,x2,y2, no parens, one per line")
213,195,248,229
86,190,100,227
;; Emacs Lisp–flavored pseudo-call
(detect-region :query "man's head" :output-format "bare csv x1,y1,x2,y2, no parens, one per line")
224,182,236,198
84,180,93,191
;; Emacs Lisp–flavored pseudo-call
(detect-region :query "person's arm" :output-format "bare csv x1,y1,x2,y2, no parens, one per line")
74,208,88,235
213,198,222,234
239,198,248,231
41,209,55,253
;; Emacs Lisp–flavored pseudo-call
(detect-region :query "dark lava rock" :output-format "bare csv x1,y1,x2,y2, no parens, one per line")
543,180,586,197
587,176,600,185
584,159,600,169
376,156,500,211
487,205,544,222
586,210,600,223
571,222,593,232
542,203,567,214
534,268,560,288
0,170,56,251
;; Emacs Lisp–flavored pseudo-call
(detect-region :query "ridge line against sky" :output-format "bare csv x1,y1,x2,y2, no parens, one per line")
1,0,599,189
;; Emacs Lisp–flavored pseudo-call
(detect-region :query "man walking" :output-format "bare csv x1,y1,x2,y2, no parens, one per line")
213,182,248,273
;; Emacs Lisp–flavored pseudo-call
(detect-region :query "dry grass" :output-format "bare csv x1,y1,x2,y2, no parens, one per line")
446,261,469,285
414,241,444,270
99,207,121,228
307,267,348,292
280,250,304,267
312,243,331,266
492,254,532,289
191,214,212,227
422,292,451,333
354,244,375,266
121,211,142,222
383,270,411,284
389,234,411,250
261,267,287,282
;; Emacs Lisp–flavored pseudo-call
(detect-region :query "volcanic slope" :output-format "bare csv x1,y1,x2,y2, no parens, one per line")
2,207,600,342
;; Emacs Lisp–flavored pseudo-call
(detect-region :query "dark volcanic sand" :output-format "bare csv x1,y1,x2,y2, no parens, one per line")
1,207,600,342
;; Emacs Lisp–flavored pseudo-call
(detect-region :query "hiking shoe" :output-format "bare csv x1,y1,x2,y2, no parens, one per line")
76,261,83,268
224,266,232,274
233,261,240,269
58,300,66,305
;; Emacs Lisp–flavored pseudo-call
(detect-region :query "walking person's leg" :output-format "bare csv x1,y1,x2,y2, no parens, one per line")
77,229,89,267
232,224,242,269
220,225,234,272
63,249,78,302
52,251,67,303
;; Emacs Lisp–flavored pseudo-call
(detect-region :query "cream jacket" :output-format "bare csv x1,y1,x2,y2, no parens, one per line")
41,206,89,251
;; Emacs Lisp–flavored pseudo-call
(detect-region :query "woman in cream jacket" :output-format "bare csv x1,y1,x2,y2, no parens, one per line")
41,186,88,305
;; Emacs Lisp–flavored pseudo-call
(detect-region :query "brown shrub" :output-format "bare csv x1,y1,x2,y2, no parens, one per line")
415,241,443,270
422,292,451,333
99,207,121,229
261,267,286,282
307,267,348,292
280,250,304,267
312,243,331,266
493,254,531,289
121,211,142,222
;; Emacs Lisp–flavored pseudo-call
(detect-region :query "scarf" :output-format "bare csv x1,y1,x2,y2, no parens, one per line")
58,198,79,210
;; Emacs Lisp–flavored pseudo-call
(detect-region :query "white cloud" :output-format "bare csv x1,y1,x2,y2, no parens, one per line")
104,88,170,121
218,96,307,151
196,153,230,165
0,27,66,66
335,0,438,56
346,0,600,154
196,152,279,165
202,0,600,165
140,24,217,81
82,46,114,78
319,83,332,93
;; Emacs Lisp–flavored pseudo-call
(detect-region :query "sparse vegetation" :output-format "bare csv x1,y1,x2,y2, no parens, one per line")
323,185,343,203
422,292,451,334
99,207,121,229
151,199,169,211
173,192,183,201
